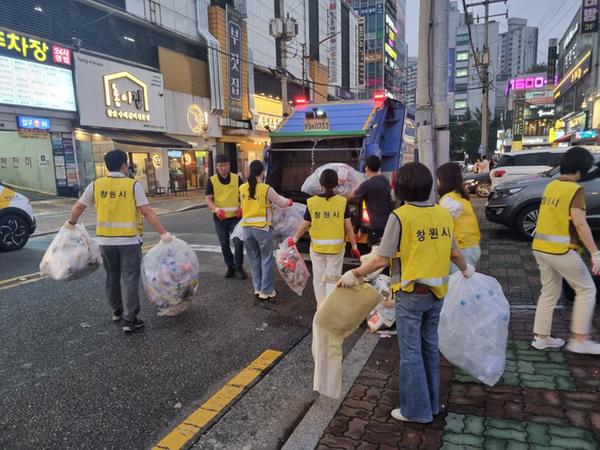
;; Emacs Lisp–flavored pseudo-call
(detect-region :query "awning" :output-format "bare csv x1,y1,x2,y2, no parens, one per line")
85,129,193,148
553,132,575,143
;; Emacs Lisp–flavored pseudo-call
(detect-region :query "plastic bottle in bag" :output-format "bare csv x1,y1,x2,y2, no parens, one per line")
275,239,310,296
301,163,365,197
40,223,102,281
141,237,200,316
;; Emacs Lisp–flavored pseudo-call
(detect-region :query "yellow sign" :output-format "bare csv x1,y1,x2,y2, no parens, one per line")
0,30,49,63
254,95,283,131
103,72,151,122
187,104,208,134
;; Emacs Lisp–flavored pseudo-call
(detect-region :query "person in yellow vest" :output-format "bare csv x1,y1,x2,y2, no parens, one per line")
531,146,600,354
437,162,481,270
240,160,292,300
67,150,173,333
206,154,246,279
338,162,472,423
290,169,361,307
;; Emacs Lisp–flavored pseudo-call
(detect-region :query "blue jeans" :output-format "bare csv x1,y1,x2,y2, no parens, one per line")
395,290,443,422
214,217,244,269
243,227,274,294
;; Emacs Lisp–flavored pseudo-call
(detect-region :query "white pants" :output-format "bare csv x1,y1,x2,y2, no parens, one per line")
310,249,345,308
533,250,597,336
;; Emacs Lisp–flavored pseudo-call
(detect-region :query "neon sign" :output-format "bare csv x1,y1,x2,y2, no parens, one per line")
506,76,549,95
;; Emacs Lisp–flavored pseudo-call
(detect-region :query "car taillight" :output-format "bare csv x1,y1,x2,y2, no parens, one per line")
493,169,506,177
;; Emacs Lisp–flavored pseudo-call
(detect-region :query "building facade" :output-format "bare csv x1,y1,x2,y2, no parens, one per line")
498,18,539,79
404,56,417,109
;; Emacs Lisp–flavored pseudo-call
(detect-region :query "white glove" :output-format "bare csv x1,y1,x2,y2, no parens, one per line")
461,264,475,278
64,220,76,230
160,232,174,244
592,252,600,275
337,269,363,287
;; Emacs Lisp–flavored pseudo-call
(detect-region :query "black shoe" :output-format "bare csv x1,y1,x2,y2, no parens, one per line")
112,311,123,322
123,318,145,333
225,268,236,278
236,267,248,280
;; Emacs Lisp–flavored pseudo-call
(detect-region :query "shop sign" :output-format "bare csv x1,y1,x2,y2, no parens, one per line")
328,0,338,83
74,53,166,131
525,90,554,105
39,154,50,167
254,95,283,131
554,50,592,99
226,5,243,121
547,40,558,86
568,112,587,132
576,129,598,139
581,0,599,33
506,75,549,94
564,22,580,48
358,17,365,87
168,150,183,158
152,155,162,167
304,117,330,132
512,100,525,141
187,104,208,134
17,129,49,139
17,116,51,130
365,52,383,63
0,28,71,66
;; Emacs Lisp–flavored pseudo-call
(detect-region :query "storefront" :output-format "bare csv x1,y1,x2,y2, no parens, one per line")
73,52,192,193
0,28,78,196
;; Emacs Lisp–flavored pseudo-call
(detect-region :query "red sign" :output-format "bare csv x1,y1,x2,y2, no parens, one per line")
52,45,71,66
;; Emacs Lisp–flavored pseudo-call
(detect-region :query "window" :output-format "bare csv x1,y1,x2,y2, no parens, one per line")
513,153,549,166
454,100,467,110
456,34,470,45
456,51,469,62
455,68,468,78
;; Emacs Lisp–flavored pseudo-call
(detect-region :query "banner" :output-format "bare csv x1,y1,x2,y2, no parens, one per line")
582,0,599,33
512,99,525,142
227,5,243,120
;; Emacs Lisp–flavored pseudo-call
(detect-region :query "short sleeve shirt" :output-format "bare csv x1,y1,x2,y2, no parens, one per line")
353,175,392,231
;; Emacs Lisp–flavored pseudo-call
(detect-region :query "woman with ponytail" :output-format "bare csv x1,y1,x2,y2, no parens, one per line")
291,169,360,307
239,160,292,300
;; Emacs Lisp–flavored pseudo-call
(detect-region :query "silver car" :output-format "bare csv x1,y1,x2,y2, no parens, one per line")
485,159,600,239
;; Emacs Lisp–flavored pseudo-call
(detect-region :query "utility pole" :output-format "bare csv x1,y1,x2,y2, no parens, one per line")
270,1,297,115
279,0,289,114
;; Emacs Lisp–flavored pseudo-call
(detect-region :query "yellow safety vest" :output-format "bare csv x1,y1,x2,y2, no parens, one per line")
239,182,271,227
532,179,582,255
94,177,142,237
440,191,481,249
211,173,240,218
391,204,454,299
0,185,15,209
307,194,347,254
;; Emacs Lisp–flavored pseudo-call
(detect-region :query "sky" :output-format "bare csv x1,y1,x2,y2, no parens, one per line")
406,0,582,60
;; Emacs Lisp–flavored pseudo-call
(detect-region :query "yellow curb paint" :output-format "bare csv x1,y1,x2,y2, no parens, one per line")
152,349,283,450
0,271,41,286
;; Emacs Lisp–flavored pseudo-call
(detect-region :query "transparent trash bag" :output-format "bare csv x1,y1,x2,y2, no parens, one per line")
367,274,395,332
272,203,305,244
275,239,310,296
40,223,102,281
438,272,510,386
301,163,365,197
231,221,244,243
141,237,200,316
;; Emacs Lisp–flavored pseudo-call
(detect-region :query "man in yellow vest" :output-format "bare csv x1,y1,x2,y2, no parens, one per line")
205,154,246,279
67,150,173,333
531,146,600,354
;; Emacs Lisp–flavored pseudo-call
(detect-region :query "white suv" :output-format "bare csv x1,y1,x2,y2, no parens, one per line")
490,148,568,189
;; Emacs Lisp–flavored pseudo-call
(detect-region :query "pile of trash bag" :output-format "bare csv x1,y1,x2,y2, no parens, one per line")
438,272,510,386
40,223,102,281
272,203,306,244
141,237,200,316
367,274,395,332
301,163,364,197
275,239,310,296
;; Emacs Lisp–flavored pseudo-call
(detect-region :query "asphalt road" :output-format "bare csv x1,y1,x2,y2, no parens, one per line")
0,209,318,449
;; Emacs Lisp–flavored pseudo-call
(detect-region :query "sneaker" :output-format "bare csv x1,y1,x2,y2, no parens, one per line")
112,311,122,322
225,268,236,278
254,291,260,298
236,267,248,280
123,318,145,333
531,336,565,350
258,290,277,300
390,409,432,424
566,339,600,355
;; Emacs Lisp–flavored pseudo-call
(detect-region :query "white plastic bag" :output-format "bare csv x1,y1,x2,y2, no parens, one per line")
40,223,102,281
367,275,395,331
360,246,385,282
231,221,244,243
301,163,365,197
275,240,310,296
438,272,510,386
272,203,305,244
141,237,200,315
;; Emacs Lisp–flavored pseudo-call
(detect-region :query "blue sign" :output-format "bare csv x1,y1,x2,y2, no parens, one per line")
168,150,183,158
17,116,51,130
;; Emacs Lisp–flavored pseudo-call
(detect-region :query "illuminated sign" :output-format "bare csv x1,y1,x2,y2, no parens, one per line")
582,0,599,33
357,17,365,87
0,29,71,66
563,22,580,48
384,43,397,60
168,150,182,158
226,5,243,120
0,55,76,111
576,130,598,139
547,40,558,86
17,116,51,130
152,155,162,167
187,104,208,134
506,75,549,94
512,100,525,141
328,0,338,83
104,72,150,122
525,90,555,105
554,50,592,99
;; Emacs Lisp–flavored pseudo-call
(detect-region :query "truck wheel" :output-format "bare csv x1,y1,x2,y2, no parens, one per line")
0,214,30,251
476,181,491,198
515,204,539,240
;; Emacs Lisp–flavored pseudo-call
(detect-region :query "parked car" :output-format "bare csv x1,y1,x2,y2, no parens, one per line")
490,148,568,189
464,172,491,198
0,183,36,251
485,157,600,239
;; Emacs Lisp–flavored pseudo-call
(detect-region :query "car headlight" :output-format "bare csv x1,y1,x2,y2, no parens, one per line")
494,187,523,199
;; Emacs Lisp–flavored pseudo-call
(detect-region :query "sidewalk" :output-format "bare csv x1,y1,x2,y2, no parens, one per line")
315,198,600,449
31,190,206,235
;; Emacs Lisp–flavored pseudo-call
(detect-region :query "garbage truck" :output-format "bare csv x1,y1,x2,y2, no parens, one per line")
265,95,415,250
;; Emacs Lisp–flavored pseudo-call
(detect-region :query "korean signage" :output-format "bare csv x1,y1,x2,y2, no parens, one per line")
304,117,330,132
164,90,220,138
328,0,338,83
547,39,558,86
512,99,525,141
554,50,592,99
17,116,51,130
74,53,166,131
384,14,397,70
227,5,243,121
0,28,71,66
506,75,550,94
254,95,282,132
525,105,555,119
582,0,599,33
525,90,554,105
357,17,365,87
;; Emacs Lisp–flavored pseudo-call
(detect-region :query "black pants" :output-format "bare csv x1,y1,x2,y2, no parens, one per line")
214,217,244,269
100,244,142,322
